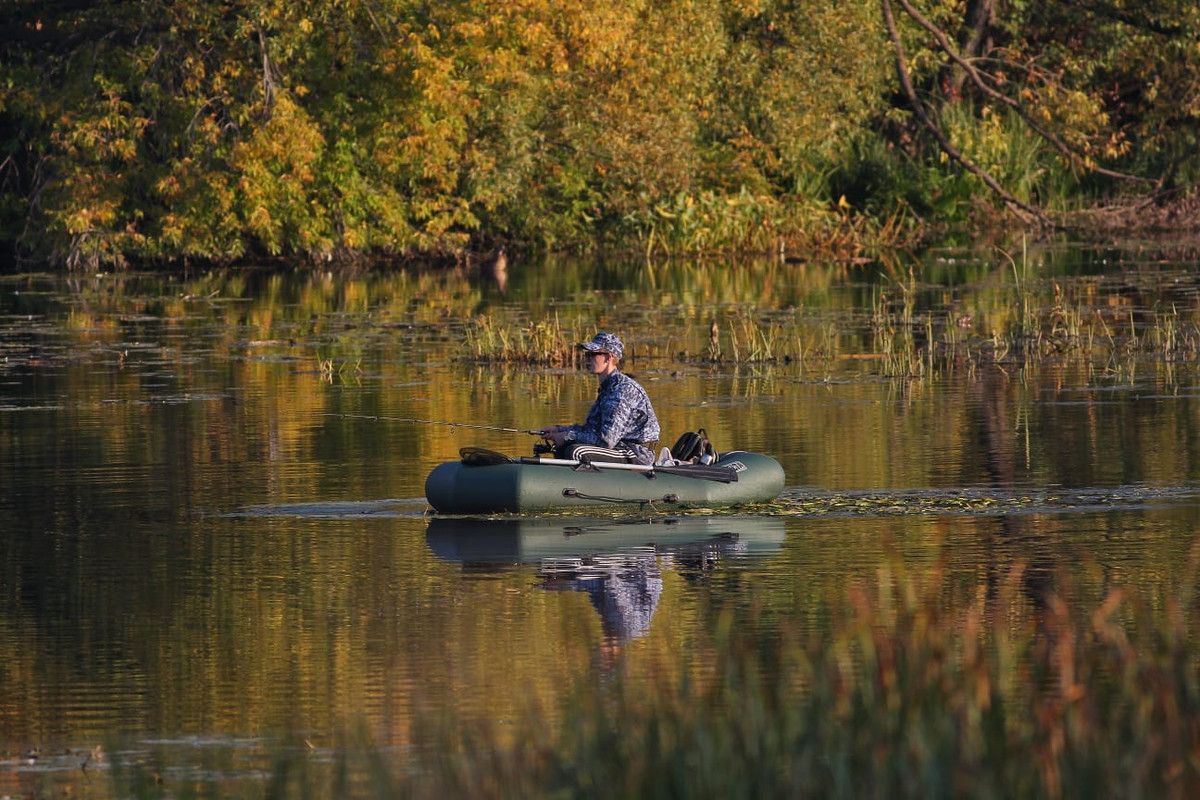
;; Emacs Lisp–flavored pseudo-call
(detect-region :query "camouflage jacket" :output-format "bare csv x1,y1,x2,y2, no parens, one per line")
564,371,661,463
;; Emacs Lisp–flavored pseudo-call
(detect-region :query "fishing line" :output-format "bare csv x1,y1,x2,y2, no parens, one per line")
317,412,540,435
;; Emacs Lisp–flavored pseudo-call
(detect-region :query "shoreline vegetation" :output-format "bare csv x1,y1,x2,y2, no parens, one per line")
3,1,1200,270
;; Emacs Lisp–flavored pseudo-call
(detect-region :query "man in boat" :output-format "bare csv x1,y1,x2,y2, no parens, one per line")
537,332,661,465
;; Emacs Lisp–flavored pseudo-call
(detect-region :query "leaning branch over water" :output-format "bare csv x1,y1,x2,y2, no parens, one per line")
890,0,1152,187
880,0,1052,228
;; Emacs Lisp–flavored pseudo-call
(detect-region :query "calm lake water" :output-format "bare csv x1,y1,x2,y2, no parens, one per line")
3,244,1200,795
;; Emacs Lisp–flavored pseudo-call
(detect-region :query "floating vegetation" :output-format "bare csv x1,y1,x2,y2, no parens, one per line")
474,486,1200,522
315,351,362,383
770,486,1200,517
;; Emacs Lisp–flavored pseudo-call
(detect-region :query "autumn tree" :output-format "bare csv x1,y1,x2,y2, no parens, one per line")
880,0,1198,219
2,0,1197,267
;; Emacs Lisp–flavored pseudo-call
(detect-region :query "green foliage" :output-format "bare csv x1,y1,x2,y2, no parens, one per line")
935,102,1082,211
709,0,893,195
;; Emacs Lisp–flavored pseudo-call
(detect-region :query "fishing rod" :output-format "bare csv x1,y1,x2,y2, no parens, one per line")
318,412,542,435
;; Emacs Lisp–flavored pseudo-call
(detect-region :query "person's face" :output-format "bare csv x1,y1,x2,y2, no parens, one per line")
584,350,614,375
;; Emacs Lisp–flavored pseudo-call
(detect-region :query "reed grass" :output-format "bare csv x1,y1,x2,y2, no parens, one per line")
422,551,1200,798
465,314,581,366
457,254,1200,379
103,545,1200,798
315,351,362,383
465,302,1200,378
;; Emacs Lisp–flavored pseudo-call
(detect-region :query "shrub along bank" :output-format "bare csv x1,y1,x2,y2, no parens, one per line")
2,1,1197,269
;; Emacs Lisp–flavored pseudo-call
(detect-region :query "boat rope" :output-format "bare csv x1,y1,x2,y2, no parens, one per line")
562,488,680,508
318,412,539,435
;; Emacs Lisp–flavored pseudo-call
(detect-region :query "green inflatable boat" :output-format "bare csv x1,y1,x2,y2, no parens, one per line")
424,449,785,514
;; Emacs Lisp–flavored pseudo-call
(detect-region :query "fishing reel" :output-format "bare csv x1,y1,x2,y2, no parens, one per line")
532,441,555,456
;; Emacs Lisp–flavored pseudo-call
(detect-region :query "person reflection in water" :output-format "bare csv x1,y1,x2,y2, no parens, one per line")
539,538,739,671
542,550,664,663
582,554,663,642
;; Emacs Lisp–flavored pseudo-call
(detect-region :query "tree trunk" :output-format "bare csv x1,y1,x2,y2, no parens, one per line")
947,0,998,98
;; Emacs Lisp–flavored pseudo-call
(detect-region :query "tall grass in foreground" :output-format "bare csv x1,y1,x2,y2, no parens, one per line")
104,548,1200,798
405,556,1200,799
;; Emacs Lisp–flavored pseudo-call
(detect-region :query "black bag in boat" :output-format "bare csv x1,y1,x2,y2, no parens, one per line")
670,428,718,464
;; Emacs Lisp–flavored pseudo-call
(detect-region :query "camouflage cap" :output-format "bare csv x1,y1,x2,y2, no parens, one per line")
577,332,624,360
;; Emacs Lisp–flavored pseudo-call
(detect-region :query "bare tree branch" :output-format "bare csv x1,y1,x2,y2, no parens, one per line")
893,0,1153,186
880,0,1053,227
255,24,277,116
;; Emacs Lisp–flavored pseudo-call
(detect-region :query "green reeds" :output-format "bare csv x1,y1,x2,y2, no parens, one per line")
465,314,580,366
702,309,835,367
315,351,362,383
465,305,1200,376
461,257,1200,378
865,246,1200,378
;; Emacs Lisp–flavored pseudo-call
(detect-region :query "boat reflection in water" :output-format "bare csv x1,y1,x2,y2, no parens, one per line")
426,515,786,643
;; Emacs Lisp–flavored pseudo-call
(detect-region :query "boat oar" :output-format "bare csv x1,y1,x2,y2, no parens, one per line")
518,456,738,483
